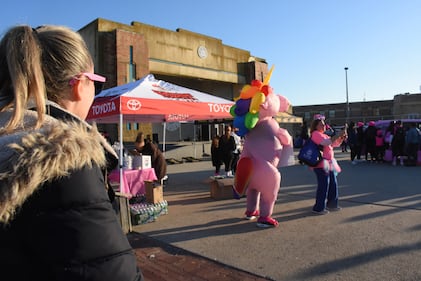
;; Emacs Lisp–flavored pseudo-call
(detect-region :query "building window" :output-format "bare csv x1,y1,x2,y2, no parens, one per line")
127,45,136,82
125,122,140,131
304,112,310,120
407,113,420,119
328,110,335,118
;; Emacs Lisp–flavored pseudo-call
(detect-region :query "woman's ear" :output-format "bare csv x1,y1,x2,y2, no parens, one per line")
71,80,83,101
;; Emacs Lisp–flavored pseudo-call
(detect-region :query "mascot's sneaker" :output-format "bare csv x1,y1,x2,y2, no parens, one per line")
256,217,279,228
244,210,259,220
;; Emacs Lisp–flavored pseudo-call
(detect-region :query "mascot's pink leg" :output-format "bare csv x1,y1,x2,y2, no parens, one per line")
258,172,280,217
245,187,260,213
246,161,280,227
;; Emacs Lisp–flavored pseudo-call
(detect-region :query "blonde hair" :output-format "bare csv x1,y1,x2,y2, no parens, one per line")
0,25,93,134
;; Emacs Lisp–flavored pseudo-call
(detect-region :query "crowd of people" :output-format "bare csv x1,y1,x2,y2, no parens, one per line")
211,124,242,177
298,119,421,167
345,120,421,166
296,116,421,215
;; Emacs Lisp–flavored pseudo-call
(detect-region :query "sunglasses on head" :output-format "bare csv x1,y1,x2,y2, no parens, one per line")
313,114,326,121
69,72,106,95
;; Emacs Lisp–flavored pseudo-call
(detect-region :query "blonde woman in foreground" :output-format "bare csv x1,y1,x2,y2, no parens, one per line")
0,25,143,281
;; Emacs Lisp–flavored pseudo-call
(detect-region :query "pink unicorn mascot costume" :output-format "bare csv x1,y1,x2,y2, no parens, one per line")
231,68,294,228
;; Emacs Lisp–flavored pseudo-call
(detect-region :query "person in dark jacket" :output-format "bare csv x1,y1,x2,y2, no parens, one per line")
0,25,143,281
211,135,223,176
218,125,237,177
364,121,377,162
405,122,420,166
300,121,310,144
347,121,358,164
391,120,406,166
355,122,365,161
131,132,167,181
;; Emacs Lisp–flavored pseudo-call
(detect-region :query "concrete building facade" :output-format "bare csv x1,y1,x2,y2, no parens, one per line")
79,18,274,143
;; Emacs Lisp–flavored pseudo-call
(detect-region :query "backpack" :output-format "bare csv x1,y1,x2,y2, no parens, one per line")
298,139,322,167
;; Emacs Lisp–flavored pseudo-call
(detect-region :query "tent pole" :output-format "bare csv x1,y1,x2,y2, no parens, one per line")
119,113,123,193
193,124,196,158
163,122,166,156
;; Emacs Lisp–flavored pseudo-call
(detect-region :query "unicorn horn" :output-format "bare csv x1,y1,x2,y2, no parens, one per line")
262,65,275,86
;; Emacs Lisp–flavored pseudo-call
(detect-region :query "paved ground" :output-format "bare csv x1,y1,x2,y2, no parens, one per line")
130,149,421,281
129,232,270,280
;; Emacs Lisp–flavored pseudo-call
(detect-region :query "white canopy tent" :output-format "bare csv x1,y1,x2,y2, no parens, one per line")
86,74,234,174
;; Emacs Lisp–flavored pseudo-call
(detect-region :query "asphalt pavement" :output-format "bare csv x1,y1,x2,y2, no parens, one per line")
133,150,421,281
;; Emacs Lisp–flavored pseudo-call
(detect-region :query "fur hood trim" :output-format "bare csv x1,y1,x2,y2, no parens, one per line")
0,110,107,223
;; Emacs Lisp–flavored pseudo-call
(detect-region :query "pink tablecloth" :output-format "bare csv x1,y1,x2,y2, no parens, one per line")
109,168,157,197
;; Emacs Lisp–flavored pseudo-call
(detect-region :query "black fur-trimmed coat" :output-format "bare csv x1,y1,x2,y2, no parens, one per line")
0,104,143,281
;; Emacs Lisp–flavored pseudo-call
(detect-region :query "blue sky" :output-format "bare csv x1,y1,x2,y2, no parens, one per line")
2,0,421,106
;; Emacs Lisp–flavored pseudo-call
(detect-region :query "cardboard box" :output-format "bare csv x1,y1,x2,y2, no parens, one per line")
210,178,234,200
132,155,152,169
145,181,164,204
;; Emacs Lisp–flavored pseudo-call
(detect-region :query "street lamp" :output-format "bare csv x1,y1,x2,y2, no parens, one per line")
344,67,349,124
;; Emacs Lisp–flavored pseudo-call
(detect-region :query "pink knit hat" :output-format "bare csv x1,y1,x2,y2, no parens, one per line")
357,122,364,127
369,121,376,126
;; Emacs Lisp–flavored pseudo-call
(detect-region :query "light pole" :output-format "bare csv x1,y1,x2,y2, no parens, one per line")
344,67,349,124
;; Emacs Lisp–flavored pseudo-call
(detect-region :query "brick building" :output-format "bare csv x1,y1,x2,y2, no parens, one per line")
292,93,421,136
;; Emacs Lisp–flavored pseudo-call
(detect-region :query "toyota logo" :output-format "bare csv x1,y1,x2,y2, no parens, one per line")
127,99,141,111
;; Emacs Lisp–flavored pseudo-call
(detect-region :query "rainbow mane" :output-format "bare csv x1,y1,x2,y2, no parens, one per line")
230,66,274,137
